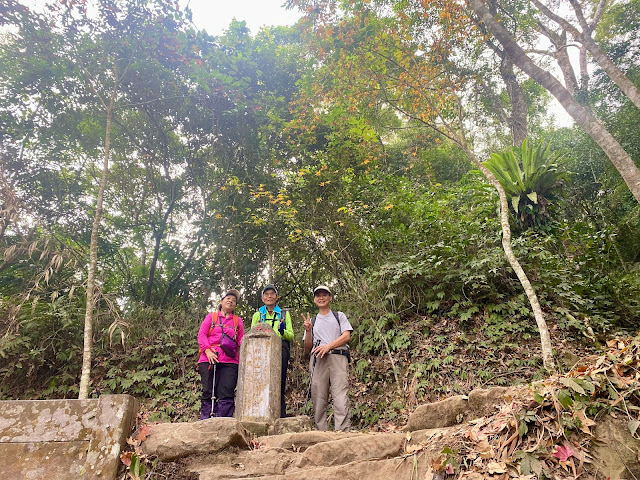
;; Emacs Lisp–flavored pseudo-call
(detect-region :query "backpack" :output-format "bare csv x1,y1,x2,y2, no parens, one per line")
260,308,288,330
199,311,240,357
311,310,351,363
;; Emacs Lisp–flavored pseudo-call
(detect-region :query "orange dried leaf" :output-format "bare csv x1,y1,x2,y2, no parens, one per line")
120,451,133,467
136,424,152,443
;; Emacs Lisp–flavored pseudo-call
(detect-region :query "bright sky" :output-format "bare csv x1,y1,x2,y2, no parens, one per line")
183,0,303,35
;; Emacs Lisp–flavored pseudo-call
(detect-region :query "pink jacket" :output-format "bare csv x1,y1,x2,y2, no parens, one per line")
197,311,244,364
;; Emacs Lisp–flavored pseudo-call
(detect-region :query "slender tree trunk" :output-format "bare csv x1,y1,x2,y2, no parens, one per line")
468,0,640,204
467,149,556,371
161,233,202,305
531,0,640,110
145,197,176,305
78,97,114,399
537,26,578,95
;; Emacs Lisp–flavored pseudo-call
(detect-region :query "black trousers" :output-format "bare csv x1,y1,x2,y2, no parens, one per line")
198,362,238,418
281,339,290,417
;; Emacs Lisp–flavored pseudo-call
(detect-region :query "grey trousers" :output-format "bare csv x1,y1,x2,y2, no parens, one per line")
310,353,350,431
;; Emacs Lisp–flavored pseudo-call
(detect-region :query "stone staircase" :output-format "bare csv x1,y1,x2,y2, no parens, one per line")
140,387,640,480
143,420,457,480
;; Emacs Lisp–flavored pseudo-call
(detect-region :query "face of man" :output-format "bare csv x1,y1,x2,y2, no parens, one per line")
313,290,332,308
221,294,237,312
262,289,278,309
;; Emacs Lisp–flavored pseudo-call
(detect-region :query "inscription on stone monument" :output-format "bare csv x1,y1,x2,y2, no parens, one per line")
235,324,282,422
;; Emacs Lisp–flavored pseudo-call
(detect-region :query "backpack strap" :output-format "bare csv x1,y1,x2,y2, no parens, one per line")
310,310,343,342
207,311,219,338
262,309,287,329
214,312,239,340
232,314,239,339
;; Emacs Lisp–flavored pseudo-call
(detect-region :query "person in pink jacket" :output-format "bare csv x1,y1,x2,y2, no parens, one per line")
197,289,244,419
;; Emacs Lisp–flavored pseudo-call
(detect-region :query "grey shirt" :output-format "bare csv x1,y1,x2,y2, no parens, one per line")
303,310,353,349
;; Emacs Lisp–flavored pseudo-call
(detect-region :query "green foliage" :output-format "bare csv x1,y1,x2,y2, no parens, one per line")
0,0,638,437
484,138,569,229
94,307,201,421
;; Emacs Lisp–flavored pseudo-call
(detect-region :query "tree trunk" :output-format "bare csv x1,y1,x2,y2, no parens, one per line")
499,57,528,146
145,197,176,305
531,0,640,109
467,0,640,204
466,147,556,371
161,233,202,305
78,97,115,399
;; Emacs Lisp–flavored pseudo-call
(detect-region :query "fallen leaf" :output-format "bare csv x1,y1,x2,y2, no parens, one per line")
458,473,483,480
405,443,424,454
552,444,575,462
431,455,446,472
477,439,494,459
120,451,133,467
573,409,596,434
136,424,152,443
486,461,507,474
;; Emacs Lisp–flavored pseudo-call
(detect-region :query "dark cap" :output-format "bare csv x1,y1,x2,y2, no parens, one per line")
261,284,278,295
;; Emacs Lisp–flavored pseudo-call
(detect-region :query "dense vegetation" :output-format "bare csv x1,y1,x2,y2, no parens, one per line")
0,0,638,428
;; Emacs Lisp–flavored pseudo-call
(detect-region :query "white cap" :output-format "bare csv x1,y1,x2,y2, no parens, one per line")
313,285,332,295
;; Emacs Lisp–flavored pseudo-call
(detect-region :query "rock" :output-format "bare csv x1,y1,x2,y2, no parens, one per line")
299,433,405,467
467,387,509,417
0,395,137,480
591,415,640,479
406,426,454,447
259,430,361,451
141,418,250,461
188,448,299,479
406,395,468,431
241,420,273,437
190,451,440,480
273,416,314,435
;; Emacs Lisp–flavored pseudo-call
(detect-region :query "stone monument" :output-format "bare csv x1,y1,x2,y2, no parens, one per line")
235,323,282,424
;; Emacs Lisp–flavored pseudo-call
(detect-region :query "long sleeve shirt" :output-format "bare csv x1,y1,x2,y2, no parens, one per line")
197,311,244,364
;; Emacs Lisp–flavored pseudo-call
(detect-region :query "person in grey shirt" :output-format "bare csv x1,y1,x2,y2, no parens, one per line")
303,285,353,431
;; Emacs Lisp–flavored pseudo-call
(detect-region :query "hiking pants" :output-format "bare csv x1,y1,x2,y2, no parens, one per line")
198,362,238,419
310,353,350,431
281,339,290,417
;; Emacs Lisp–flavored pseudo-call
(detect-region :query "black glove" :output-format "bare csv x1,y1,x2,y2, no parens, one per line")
278,320,285,335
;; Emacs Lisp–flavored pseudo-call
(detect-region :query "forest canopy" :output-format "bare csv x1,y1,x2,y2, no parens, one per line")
0,0,638,421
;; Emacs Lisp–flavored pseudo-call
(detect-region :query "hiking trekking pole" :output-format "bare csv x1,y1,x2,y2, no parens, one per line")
210,362,217,418
304,340,321,414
